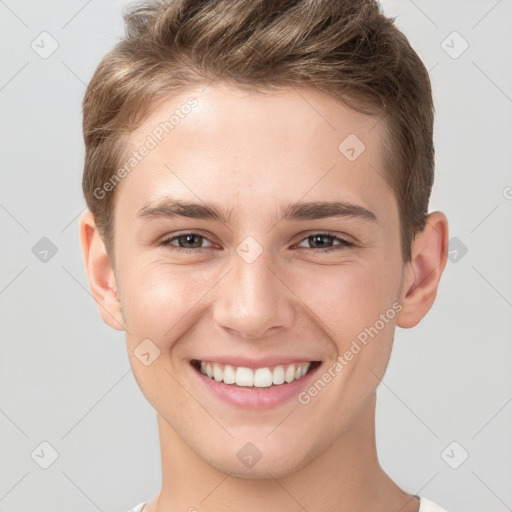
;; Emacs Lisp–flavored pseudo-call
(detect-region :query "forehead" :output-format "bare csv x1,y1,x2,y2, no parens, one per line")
118,83,393,224
133,83,381,151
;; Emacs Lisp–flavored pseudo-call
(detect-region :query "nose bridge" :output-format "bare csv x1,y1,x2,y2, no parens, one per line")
213,241,294,339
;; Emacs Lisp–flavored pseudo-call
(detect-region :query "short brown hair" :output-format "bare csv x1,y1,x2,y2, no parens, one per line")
82,0,434,262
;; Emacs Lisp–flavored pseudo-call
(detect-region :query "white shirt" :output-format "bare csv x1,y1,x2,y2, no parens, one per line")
418,497,450,511
126,496,450,511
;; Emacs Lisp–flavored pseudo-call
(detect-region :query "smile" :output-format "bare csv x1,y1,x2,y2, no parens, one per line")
190,358,322,409
193,360,316,388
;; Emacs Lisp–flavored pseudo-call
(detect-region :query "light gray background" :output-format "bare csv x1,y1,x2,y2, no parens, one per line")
0,1,511,511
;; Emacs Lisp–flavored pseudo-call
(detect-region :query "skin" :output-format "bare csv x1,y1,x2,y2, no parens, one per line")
80,83,448,512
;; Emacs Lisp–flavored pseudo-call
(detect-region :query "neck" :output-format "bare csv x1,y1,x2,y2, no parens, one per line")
148,394,418,512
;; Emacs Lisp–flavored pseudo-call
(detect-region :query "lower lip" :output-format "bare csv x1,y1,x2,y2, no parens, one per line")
190,362,321,409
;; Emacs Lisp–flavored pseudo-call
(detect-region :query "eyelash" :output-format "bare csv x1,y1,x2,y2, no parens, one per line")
159,231,354,254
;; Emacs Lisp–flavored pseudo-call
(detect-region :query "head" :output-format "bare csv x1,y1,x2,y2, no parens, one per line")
80,0,448,478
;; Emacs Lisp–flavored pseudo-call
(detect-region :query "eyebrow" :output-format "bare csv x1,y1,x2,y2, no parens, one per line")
137,198,377,224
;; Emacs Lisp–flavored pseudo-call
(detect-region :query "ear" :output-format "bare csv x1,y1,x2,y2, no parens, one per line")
396,211,449,328
79,210,125,331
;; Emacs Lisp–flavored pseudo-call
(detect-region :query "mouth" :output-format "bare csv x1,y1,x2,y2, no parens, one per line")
191,359,321,388
190,357,322,409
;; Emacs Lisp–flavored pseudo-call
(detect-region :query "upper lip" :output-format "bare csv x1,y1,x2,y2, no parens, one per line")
191,356,321,369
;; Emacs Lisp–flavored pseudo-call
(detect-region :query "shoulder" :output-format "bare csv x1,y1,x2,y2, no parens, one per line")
125,498,451,512
124,503,147,512
419,496,452,512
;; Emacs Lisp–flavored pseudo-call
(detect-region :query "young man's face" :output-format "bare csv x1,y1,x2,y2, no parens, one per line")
84,83,438,478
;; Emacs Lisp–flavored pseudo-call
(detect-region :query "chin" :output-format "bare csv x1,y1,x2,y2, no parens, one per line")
197,436,319,480
208,455,303,480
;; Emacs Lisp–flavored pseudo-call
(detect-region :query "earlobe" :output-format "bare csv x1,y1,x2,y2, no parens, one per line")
79,210,125,331
396,211,449,329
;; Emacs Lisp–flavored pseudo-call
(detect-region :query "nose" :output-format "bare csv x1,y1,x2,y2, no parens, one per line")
213,247,295,340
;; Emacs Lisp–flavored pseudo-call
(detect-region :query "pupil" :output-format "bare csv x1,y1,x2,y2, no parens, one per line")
183,234,201,248
311,235,330,248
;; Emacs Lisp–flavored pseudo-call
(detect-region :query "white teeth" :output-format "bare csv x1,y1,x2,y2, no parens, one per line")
213,363,223,382
198,361,312,387
254,368,273,388
272,365,285,385
284,365,296,383
223,364,236,385
235,367,254,387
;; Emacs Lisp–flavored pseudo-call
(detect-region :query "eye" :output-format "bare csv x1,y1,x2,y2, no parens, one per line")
296,232,354,253
160,232,214,253
159,231,354,255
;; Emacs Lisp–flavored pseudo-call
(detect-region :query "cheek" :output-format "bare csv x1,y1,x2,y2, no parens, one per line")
120,261,214,349
119,263,212,409
289,264,399,421
289,260,399,346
